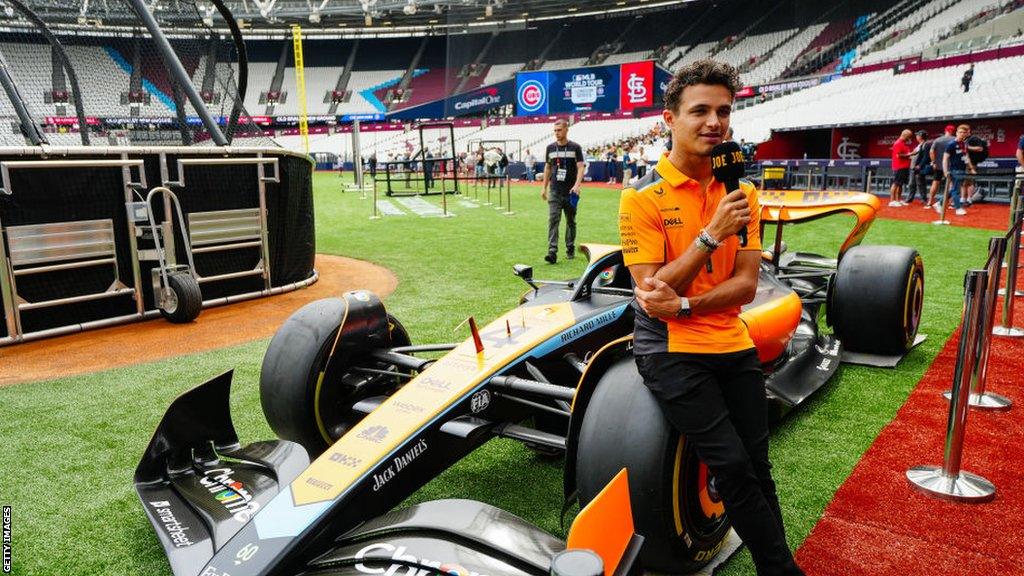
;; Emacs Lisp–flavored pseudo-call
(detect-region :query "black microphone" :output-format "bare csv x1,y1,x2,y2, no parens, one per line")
711,141,748,247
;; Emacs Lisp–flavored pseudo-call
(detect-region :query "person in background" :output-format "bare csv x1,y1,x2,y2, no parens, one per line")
636,145,649,179
524,148,537,182
497,147,509,180
368,152,377,178
888,129,913,207
484,146,501,190
622,146,633,183
902,130,931,206
541,118,585,263
423,148,435,190
940,124,973,217
927,125,956,209
961,63,974,92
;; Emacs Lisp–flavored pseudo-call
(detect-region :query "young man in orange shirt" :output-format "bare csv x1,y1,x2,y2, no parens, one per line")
619,60,804,576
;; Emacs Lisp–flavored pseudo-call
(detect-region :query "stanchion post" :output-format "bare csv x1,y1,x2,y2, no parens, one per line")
994,200,1024,336
998,195,1024,295
907,269,996,502
369,174,381,220
945,237,1012,410
933,177,951,225
503,173,514,216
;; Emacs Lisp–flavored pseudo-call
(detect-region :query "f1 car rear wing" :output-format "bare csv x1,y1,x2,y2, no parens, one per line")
758,190,881,257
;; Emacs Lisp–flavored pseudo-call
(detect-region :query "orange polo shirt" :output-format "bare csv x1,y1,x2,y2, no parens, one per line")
619,154,761,355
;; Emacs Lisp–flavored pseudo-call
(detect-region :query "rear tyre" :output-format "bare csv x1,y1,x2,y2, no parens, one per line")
159,271,202,324
260,297,411,458
830,245,924,355
576,358,729,573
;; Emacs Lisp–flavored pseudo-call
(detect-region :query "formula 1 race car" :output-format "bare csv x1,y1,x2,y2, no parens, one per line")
135,190,924,576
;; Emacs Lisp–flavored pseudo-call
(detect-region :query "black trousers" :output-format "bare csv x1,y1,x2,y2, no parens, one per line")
636,350,804,576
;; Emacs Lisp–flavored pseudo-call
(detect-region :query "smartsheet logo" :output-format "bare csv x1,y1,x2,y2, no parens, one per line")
2,505,11,574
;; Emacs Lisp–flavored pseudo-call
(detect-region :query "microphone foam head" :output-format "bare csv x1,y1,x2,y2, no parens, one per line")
711,141,745,182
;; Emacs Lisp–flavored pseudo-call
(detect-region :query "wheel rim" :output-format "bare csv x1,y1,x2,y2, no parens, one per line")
903,259,924,346
163,288,178,314
673,438,729,541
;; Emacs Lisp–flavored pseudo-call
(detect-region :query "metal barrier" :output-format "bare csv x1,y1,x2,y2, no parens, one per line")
906,269,996,502
993,194,1024,336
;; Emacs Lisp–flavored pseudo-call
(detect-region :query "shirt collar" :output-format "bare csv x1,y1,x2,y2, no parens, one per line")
655,153,693,188
655,153,720,191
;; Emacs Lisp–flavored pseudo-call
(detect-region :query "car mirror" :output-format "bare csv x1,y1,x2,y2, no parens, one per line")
513,264,538,291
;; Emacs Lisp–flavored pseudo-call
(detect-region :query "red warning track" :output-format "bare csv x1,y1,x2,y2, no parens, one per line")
0,254,397,387
876,201,1010,230
796,266,1024,575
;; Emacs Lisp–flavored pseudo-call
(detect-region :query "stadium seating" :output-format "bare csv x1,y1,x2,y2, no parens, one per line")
731,54,1024,143
858,0,1009,65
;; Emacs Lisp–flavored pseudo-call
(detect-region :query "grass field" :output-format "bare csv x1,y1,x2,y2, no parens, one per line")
0,172,995,575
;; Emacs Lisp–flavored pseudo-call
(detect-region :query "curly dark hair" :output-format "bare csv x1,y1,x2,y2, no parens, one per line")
664,59,742,113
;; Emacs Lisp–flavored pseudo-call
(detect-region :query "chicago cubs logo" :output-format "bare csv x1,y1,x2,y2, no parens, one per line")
517,79,546,113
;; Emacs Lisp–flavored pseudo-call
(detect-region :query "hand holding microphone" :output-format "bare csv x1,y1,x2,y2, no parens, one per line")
710,141,749,247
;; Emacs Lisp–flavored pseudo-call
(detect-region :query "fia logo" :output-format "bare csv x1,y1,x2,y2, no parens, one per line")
836,137,861,159
626,73,648,103
470,390,491,414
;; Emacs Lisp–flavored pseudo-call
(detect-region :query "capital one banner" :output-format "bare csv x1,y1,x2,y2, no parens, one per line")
619,60,654,111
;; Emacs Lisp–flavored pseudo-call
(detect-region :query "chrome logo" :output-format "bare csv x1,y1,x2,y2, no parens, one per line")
517,79,546,114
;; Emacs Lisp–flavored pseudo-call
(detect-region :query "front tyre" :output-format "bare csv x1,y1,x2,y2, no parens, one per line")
260,294,410,458
575,358,729,573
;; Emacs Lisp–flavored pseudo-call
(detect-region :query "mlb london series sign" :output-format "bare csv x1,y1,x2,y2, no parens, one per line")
515,60,658,115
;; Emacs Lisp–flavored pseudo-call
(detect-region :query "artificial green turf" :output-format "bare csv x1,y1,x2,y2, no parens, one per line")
0,173,994,575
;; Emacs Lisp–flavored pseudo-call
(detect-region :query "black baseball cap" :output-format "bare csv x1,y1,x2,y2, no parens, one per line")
916,130,928,137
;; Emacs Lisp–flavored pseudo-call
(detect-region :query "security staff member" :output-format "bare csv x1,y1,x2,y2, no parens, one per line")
618,59,804,576
541,119,585,263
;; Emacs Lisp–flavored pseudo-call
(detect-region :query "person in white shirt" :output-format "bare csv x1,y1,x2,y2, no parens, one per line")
524,149,538,182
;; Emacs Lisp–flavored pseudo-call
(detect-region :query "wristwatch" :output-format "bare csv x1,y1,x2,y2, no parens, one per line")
675,297,692,318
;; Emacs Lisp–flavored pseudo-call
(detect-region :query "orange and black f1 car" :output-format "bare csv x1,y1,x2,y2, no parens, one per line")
134,190,923,575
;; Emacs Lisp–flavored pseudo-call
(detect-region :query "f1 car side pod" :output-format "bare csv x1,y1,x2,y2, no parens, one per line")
136,190,924,576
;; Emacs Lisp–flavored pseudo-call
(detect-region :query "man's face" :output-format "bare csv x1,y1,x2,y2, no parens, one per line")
663,84,733,157
553,122,567,141
956,127,969,141
917,134,925,143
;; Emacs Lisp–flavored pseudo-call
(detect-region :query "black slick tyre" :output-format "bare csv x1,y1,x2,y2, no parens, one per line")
159,271,202,323
830,245,924,355
260,296,411,458
576,358,730,573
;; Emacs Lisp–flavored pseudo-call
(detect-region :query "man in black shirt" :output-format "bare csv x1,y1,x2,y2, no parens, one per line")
961,64,974,92
541,119,585,263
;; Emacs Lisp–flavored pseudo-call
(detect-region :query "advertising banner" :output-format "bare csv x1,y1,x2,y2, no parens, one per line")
516,71,550,115
549,66,619,113
619,60,654,111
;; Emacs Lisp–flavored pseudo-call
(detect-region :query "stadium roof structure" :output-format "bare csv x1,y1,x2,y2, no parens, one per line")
8,0,698,36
